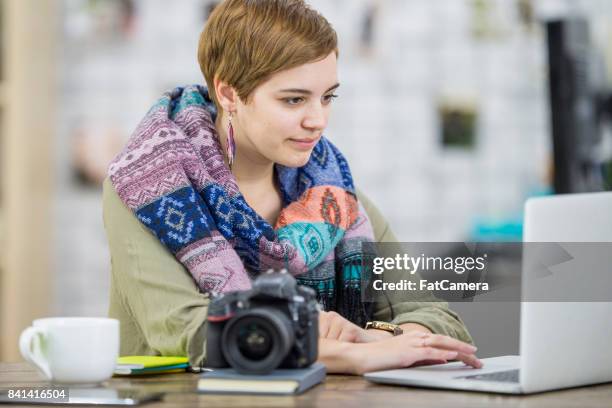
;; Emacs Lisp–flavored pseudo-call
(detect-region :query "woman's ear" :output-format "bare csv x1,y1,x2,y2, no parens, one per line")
213,77,238,112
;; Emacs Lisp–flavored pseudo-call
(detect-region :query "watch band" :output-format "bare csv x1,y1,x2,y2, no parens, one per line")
365,321,404,336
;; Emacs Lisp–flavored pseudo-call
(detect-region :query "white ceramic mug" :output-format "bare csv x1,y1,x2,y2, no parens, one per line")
19,317,119,384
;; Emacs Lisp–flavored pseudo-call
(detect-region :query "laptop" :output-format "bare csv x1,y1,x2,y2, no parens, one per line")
365,192,612,394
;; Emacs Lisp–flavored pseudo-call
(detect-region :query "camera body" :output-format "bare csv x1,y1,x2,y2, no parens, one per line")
205,271,319,374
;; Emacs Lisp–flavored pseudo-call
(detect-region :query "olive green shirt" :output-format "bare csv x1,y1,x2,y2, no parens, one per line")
102,177,473,367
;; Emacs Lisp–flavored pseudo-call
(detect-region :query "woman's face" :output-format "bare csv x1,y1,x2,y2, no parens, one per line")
233,51,339,168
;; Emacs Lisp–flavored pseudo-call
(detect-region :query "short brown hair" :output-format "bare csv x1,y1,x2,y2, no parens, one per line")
198,0,338,110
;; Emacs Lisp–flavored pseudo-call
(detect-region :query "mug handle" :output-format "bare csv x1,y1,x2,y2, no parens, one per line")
19,326,52,380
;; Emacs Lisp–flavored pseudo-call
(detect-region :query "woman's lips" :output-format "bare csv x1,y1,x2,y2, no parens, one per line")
288,137,319,150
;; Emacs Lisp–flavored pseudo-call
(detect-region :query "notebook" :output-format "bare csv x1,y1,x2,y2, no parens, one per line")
114,356,189,375
198,363,326,395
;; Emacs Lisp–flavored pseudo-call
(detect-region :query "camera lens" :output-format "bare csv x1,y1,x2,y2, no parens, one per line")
236,322,273,360
221,307,294,374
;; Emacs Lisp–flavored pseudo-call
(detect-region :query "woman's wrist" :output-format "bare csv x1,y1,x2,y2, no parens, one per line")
399,322,432,334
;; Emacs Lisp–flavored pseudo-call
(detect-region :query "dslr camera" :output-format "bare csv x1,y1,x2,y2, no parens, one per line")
205,270,319,374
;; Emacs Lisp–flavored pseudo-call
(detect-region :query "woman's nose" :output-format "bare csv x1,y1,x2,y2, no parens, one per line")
302,103,327,130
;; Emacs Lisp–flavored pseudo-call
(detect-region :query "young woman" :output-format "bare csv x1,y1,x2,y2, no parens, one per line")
103,0,481,374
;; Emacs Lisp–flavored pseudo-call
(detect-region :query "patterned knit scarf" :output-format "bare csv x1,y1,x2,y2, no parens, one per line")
108,85,375,326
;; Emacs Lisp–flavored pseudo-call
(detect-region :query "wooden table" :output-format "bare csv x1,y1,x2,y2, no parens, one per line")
2,362,612,407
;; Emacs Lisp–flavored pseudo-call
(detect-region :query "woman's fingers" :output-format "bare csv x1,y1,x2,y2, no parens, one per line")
326,315,346,340
412,347,482,369
337,324,357,342
454,352,483,368
410,359,448,367
319,311,365,342
354,334,483,374
403,333,481,368
415,347,458,363
421,334,478,355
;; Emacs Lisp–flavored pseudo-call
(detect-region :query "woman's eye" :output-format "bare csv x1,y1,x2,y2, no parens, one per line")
283,94,338,106
322,94,339,104
284,97,304,105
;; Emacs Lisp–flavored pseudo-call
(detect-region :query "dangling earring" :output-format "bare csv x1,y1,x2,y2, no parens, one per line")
227,111,236,170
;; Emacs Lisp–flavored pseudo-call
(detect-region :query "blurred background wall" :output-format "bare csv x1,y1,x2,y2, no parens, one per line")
1,0,612,361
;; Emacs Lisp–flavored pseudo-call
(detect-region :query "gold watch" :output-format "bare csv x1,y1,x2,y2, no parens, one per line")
365,321,404,336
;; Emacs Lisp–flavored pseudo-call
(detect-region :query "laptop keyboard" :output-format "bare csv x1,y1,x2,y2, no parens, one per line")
458,369,520,383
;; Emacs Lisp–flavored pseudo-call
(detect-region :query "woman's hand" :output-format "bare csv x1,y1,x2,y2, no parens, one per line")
318,311,432,342
347,331,482,375
319,311,379,343
317,312,481,375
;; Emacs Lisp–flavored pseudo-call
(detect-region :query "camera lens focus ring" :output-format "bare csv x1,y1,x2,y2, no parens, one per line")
221,307,295,375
